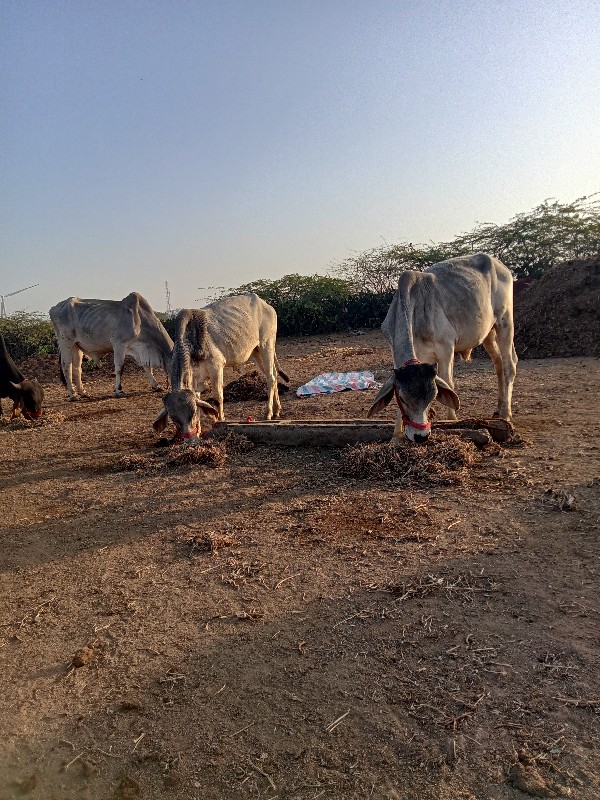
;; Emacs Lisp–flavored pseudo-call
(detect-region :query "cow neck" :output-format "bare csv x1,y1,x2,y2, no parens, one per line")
170,339,191,391
391,288,419,368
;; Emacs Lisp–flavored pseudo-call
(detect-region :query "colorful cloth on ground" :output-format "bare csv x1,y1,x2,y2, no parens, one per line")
296,371,381,397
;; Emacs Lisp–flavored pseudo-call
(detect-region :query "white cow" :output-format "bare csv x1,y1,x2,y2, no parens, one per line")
153,293,288,440
50,292,173,399
368,253,517,441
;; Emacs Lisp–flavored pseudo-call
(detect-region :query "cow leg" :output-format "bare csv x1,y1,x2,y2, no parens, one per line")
207,361,225,421
72,348,88,397
255,342,280,420
433,348,457,421
113,347,127,397
482,329,505,417
493,314,518,419
392,410,404,442
142,365,162,392
60,345,78,400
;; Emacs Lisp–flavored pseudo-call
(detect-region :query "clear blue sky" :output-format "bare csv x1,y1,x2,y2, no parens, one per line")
2,0,599,314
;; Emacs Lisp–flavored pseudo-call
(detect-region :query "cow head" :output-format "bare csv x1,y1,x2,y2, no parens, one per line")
152,389,219,443
10,379,45,420
367,362,459,442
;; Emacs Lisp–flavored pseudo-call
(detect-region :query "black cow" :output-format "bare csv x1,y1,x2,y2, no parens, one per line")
0,334,44,420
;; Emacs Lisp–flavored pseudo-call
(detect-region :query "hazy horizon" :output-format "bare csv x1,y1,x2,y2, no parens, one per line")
2,1,599,316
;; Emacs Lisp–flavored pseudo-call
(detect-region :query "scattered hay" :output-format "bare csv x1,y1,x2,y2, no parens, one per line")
116,441,226,473
209,429,255,453
184,531,235,556
223,370,290,402
0,410,65,431
388,571,499,603
544,488,577,512
166,441,226,468
117,454,154,472
340,435,478,485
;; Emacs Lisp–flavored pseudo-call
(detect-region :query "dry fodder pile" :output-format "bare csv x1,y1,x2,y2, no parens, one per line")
0,410,66,431
223,370,290,402
212,430,255,453
514,256,600,358
117,440,226,474
340,435,478,485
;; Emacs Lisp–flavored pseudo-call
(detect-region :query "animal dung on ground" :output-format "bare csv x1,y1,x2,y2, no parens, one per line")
340,436,478,485
222,370,290,402
71,645,95,668
185,531,234,555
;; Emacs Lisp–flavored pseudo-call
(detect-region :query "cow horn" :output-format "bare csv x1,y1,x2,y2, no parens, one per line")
10,381,23,391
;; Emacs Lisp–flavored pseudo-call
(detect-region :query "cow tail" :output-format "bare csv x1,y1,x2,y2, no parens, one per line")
58,354,67,385
274,353,289,384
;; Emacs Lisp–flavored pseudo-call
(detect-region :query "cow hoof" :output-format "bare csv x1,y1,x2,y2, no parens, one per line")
115,391,127,399
151,385,162,392
68,395,79,402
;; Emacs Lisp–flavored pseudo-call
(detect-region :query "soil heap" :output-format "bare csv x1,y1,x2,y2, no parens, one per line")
514,256,600,358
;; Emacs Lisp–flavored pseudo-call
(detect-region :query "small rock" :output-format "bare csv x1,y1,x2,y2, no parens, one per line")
508,762,556,797
163,773,180,788
71,646,95,668
13,774,37,795
82,759,97,777
117,698,144,712
113,774,140,799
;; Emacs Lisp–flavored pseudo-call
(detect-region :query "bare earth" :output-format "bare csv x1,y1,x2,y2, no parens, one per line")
1,329,598,800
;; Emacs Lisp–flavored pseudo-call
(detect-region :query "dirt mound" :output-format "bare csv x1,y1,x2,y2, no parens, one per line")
18,354,140,385
514,256,600,358
223,370,290,402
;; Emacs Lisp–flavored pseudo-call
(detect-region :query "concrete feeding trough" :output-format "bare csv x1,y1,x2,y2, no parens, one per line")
206,418,513,448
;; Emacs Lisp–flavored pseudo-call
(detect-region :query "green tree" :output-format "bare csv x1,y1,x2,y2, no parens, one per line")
333,194,600,285
452,195,600,278
0,311,57,361
230,274,355,336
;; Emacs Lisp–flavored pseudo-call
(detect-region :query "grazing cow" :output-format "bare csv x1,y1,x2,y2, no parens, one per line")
153,293,288,441
367,253,517,442
0,333,44,419
49,292,173,400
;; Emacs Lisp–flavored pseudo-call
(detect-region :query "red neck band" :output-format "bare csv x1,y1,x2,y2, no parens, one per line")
23,410,43,420
175,425,199,442
401,358,421,367
393,386,432,432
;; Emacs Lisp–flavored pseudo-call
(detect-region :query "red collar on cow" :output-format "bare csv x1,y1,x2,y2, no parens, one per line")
22,410,43,420
174,425,199,442
401,358,421,368
393,386,432,432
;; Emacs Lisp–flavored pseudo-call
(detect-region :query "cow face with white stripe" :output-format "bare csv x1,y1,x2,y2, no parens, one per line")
367,362,459,442
153,390,219,443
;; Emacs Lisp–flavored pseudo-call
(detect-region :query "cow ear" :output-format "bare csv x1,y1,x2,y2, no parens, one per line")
152,406,169,433
367,375,396,418
435,376,460,411
10,381,23,391
195,395,219,419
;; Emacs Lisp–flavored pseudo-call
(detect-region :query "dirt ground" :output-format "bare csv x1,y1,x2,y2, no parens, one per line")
1,329,598,800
